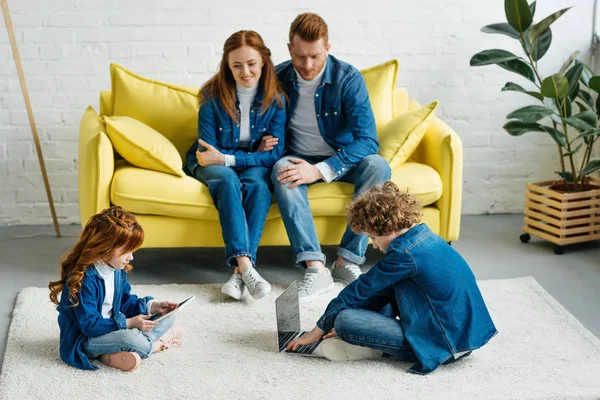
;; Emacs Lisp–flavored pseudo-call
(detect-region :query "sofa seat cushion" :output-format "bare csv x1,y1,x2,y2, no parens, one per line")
111,161,442,221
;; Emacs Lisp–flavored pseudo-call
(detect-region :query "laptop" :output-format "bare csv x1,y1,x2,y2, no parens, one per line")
275,281,323,356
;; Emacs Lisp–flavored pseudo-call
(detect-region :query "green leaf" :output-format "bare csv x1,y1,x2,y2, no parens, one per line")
562,143,582,157
529,1,536,17
505,0,533,32
573,128,600,141
575,101,589,112
470,49,519,66
565,63,583,99
588,76,600,94
523,26,552,61
559,51,580,75
503,120,544,135
501,82,544,101
540,125,567,146
568,111,598,129
527,7,572,47
574,60,594,86
578,90,594,107
541,74,569,98
507,105,555,122
582,160,600,175
481,23,521,39
556,171,574,182
497,59,536,83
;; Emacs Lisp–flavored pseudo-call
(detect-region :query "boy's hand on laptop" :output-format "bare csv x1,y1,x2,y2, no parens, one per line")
322,328,337,339
286,326,325,351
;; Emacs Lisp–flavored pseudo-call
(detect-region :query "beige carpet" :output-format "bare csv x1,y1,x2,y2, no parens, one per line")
1,277,600,400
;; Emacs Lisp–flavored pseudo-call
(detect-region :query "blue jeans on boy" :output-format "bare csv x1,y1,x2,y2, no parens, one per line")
334,308,416,360
271,154,391,267
194,165,272,268
83,316,175,359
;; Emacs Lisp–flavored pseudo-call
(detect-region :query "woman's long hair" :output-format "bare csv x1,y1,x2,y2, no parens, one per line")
48,206,144,306
199,30,286,123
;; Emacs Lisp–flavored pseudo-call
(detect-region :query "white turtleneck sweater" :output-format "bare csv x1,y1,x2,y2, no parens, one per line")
224,82,258,167
288,63,337,183
93,259,154,319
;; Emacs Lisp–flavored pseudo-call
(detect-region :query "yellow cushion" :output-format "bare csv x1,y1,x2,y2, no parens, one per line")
378,101,438,169
394,88,409,116
360,59,399,131
110,63,199,159
103,116,185,177
110,161,442,222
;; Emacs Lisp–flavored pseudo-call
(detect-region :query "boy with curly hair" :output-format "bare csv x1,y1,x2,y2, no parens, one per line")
287,181,497,375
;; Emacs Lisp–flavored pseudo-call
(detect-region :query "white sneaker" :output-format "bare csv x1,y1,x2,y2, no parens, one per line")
241,267,271,300
330,261,362,285
321,338,383,361
221,273,245,300
298,267,334,303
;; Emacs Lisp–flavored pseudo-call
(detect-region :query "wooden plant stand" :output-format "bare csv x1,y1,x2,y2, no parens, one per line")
520,176,600,254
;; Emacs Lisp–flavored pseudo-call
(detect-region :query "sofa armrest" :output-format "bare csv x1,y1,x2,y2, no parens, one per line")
411,117,463,241
78,107,114,225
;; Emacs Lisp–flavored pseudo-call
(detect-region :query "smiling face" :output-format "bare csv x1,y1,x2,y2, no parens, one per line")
288,36,330,81
106,246,134,270
228,45,264,88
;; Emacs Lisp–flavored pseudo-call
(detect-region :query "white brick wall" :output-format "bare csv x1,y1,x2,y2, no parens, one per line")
0,0,597,224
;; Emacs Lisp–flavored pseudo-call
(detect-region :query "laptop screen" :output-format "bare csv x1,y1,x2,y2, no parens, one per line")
275,282,301,334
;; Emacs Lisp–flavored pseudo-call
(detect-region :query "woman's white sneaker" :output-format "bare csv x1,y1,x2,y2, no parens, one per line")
241,267,271,299
221,273,245,300
321,338,383,361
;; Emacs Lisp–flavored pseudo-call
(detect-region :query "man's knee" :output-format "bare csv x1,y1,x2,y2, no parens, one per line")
360,155,391,179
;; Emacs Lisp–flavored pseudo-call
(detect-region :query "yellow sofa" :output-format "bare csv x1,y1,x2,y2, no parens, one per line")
78,63,463,248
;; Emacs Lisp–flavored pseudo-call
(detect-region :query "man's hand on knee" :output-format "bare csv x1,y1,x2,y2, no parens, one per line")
276,158,323,188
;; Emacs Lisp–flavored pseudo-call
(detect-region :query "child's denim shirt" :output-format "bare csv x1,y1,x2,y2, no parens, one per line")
185,88,287,173
317,224,497,374
56,267,153,370
276,55,379,179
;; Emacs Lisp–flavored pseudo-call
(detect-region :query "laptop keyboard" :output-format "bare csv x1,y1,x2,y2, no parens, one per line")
279,331,323,354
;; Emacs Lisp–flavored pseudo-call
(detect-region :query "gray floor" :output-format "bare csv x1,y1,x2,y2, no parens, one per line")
1,214,599,374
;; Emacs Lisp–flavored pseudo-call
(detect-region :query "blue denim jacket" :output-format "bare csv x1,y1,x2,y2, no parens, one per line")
56,267,153,370
317,224,497,375
185,87,287,173
276,55,379,179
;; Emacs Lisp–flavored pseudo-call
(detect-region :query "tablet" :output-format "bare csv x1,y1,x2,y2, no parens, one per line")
149,295,196,322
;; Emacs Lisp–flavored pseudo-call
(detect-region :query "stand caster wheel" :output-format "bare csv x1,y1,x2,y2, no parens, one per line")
519,233,531,243
553,245,564,255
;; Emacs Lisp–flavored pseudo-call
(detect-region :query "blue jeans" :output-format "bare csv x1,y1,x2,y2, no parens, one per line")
333,308,416,360
194,165,272,268
271,154,391,267
83,316,175,359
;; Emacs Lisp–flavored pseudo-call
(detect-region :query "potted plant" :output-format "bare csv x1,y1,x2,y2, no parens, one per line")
470,0,600,254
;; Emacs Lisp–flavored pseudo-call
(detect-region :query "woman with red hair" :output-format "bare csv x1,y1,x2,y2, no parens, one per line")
185,30,287,302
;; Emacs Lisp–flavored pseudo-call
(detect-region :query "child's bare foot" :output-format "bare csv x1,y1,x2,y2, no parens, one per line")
100,351,141,371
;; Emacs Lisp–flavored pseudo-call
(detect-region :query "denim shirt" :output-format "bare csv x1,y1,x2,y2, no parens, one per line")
276,55,379,179
316,224,497,375
185,87,287,173
56,267,153,370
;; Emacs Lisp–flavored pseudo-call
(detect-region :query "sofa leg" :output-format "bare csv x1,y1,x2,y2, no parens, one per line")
447,241,452,246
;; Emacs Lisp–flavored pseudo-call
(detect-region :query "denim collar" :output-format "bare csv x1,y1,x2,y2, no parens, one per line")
286,55,333,86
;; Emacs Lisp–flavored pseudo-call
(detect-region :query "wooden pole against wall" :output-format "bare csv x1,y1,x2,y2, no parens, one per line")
1,0,61,237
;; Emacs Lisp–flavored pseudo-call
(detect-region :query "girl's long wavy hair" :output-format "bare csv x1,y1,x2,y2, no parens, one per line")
199,30,286,123
48,206,144,307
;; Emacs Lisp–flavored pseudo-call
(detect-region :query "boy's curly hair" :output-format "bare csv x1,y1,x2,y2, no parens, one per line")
346,181,423,236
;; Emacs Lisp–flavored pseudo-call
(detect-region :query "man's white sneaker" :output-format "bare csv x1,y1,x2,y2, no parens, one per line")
330,261,362,285
221,273,245,300
321,337,383,361
298,267,334,303
241,267,271,300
